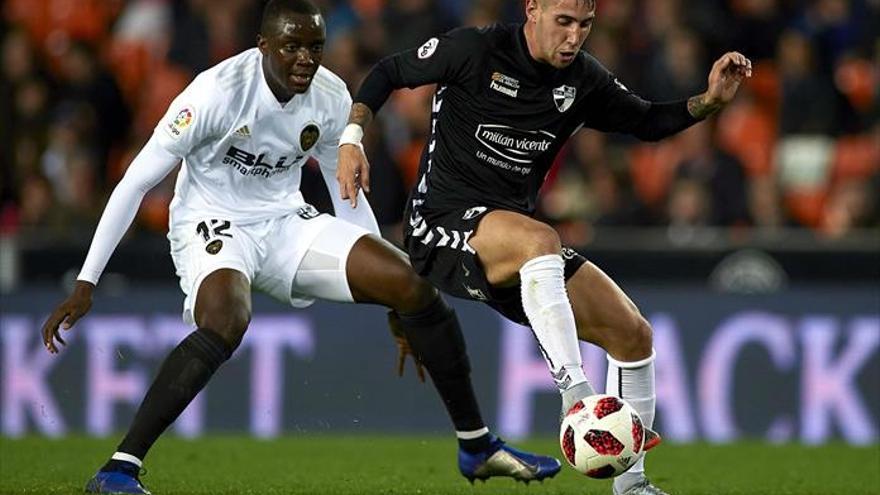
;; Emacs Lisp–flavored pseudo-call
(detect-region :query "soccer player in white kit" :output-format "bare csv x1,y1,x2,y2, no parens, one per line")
40,1,561,493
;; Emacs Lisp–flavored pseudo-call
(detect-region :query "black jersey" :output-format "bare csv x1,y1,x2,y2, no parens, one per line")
356,23,693,223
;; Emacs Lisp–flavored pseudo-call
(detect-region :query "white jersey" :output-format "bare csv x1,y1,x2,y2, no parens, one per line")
75,48,378,285
155,48,351,226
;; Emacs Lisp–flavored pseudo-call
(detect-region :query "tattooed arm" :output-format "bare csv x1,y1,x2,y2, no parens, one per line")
688,52,752,119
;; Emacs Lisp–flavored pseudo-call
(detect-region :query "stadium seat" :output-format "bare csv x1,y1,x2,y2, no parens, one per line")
396,138,427,189
628,141,683,207
745,61,780,110
784,190,827,228
104,39,153,110
717,100,776,177
6,0,121,48
834,57,876,112
832,134,880,181
776,136,835,228
134,62,191,136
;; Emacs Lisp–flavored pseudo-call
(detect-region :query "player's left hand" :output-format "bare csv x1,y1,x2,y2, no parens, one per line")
705,51,752,106
387,310,426,383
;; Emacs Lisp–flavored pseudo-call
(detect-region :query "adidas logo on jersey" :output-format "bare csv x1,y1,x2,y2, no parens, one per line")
233,125,251,138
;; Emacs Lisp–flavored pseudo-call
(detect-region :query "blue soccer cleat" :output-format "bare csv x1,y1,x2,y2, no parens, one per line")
84,463,151,494
459,435,562,484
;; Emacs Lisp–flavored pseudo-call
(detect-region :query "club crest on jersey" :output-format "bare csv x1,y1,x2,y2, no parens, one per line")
418,37,439,59
300,124,320,151
490,72,520,98
553,85,576,113
205,239,223,255
166,106,194,139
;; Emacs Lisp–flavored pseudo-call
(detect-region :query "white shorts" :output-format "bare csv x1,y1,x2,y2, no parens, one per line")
168,207,371,325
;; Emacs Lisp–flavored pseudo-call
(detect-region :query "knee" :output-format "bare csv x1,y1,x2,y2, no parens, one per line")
197,304,251,351
600,312,653,362
522,223,562,260
391,272,438,314
622,315,653,361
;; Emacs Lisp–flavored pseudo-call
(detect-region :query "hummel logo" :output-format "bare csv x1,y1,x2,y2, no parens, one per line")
233,125,251,138
490,72,520,98
551,368,572,390
463,284,488,301
462,206,487,220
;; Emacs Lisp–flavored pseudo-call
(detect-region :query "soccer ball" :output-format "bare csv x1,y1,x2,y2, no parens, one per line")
559,394,645,478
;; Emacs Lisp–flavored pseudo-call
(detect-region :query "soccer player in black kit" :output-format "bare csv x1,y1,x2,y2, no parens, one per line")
337,1,751,494
41,1,563,492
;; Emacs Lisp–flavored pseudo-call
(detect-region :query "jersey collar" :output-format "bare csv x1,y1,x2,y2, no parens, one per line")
515,24,576,83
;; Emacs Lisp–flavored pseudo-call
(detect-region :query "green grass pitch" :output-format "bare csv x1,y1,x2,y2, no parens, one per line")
1,436,878,494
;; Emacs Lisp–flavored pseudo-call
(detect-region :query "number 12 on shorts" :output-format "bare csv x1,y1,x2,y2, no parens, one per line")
196,219,232,255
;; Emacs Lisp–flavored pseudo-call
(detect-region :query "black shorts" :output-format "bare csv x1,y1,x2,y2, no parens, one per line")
404,206,587,326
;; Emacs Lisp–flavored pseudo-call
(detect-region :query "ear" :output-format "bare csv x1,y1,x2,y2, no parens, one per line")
525,0,540,22
257,34,268,55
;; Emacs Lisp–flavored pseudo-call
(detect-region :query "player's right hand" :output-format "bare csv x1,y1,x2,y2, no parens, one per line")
336,143,371,208
387,310,426,383
41,280,95,354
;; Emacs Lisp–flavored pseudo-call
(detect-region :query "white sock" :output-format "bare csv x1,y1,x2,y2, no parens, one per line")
455,427,489,440
111,452,143,468
606,350,656,494
519,254,588,393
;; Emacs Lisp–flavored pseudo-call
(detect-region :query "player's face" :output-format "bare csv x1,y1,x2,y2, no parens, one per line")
527,0,595,68
258,12,326,99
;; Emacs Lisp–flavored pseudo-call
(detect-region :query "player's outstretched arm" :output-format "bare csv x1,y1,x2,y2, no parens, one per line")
336,103,375,208
41,137,180,353
687,51,752,119
603,51,752,142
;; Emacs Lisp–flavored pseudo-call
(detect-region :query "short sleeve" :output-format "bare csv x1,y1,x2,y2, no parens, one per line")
387,27,484,87
153,74,227,158
354,26,487,113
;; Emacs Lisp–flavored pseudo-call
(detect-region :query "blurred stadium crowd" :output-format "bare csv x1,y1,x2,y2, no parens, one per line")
1,0,878,248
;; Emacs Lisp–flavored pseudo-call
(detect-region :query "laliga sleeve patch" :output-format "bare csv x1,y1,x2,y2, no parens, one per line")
165,106,195,140
418,37,439,59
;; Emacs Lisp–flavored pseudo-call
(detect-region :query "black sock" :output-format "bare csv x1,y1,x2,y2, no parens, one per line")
458,434,495,454
100,459,141,476
113,328,231,462
396,298,490,452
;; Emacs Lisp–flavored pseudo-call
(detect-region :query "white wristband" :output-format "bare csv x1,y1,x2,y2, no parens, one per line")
338,123,364,147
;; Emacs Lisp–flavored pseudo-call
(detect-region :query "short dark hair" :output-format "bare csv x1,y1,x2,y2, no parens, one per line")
260,0,321,36
536,0,596,9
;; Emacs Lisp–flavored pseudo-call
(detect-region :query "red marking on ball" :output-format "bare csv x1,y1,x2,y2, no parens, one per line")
586,464,617,478
584,429,625,456
593,396,624,419
566,400,586,417
631,413,644,453
562,426,577,465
